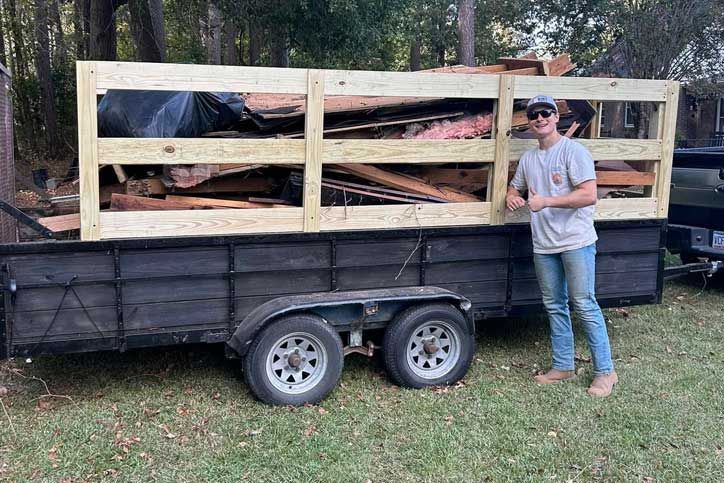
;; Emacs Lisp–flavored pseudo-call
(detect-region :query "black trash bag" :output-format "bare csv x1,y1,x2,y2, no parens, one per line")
98,90,244,137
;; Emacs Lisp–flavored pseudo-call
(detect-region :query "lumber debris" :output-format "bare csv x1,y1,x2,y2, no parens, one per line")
38,213,81,232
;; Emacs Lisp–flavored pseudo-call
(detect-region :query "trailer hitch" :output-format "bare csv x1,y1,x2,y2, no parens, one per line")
664,260,723,280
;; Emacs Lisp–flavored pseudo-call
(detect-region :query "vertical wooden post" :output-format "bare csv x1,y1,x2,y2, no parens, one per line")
587,101,602,138
489,74,514,225
644,101,665,197
303,69,324,232
656,81,680,218
76,61,101,240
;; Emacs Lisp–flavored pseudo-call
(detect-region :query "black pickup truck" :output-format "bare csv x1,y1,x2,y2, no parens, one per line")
667,147,724,264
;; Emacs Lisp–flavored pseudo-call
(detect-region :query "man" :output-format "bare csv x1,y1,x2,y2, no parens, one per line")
506,95,617,397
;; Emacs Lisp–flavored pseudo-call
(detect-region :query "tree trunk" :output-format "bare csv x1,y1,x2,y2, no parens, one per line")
0,9,6,66
73,0,86,59
270,26,288,67
224,20,239,65
409,35,421,71
206,0,221,65
50,0,66,68
34,0,60,157
128,0,166,62
90,0,128,60
436,18,446,67
457,0,475,66
248,21,261,66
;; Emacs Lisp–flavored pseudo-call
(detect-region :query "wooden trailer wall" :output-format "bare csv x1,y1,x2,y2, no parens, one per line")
77,62,679,240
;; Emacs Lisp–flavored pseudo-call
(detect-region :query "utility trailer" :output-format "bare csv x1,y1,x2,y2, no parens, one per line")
1,62,680,405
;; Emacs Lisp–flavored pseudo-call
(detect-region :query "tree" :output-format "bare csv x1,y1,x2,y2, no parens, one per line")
457,0,475,65
34,0,60,157
128,0,166,62
205,0,221,64
90,0,128,60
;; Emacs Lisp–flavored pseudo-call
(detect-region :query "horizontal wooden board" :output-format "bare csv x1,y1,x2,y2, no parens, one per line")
511,225,661,257
318,203,491,231
11,307,117,339
426,259,508,284
336,239,422,268
98,138,496,165
512,270,657,302
98,138,306,165
337,265,419,290
121,247,228,279
324,69,500,98
324,139,495,164
94,61,309,94
435,280,507,305
14,286,115,312
236,269,330,297
512,252,660,280
505,198,659,224
235,243,331,272
124,299,228,330
509,139,662,161
6,252,114,284
514,76,669,102
427,234,509,262
122,277,227,305
99,208,304,239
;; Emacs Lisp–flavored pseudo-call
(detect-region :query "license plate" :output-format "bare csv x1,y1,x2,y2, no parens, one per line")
713,231,724,249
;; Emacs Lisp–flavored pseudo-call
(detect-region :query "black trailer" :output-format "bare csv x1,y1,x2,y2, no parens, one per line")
1,220,665,404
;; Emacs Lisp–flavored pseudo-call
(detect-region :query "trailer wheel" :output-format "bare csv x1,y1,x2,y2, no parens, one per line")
383,303,474,389
243,313,343,406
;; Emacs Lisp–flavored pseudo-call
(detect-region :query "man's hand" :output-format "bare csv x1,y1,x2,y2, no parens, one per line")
527,187,548,212
506,194,526,211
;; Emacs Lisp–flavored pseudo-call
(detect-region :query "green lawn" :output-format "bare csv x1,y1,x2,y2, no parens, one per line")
1,275,723,483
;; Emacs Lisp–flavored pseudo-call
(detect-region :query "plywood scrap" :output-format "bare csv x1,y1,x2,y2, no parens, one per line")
336,164,479,203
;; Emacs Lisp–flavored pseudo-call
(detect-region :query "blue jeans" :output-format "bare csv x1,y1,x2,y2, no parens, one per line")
533,244,614,375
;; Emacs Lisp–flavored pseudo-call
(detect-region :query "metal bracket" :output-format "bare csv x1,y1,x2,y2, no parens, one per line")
0,200,55,239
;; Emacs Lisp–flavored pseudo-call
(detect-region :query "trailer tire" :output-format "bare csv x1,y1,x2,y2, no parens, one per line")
243,313,343,406
383,303,474,389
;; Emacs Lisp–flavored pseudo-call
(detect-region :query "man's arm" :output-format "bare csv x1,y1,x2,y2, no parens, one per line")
506,186,526,211
527,180,597,212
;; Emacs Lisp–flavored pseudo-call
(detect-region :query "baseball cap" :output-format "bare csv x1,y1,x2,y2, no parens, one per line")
526,94,557,114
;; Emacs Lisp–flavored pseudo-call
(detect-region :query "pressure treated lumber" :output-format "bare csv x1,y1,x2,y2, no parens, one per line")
509,139,662,161
336,164,480,203
514,76,668,102
489,75,515,224
505,198,658,224
77,61,100,239
110,194,202,211
303,70,325,232
655,81,679,217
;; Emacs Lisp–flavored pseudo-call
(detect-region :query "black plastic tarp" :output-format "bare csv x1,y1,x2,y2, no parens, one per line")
98,90,244,137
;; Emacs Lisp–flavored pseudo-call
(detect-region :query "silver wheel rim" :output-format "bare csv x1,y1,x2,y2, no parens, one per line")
265,332,328,395
405,320,461,380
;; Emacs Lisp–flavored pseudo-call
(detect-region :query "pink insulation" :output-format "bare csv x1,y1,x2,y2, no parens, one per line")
403,113,494,139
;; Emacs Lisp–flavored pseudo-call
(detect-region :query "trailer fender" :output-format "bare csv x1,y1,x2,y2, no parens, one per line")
226,286,472,357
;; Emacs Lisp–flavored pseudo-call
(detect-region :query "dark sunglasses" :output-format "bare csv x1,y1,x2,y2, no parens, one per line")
527,108,556,121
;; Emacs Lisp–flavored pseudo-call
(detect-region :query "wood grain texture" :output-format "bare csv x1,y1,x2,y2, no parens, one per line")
94,61,309,94
644,102,665,196
98,138,497,165
323,69,499,98
76,62,100,240
489,75,514,224
504,198,658,224
656,82,680,217
110,194,201,211
514,75,668,102
164,195,283,208
98,138,306,165
304,69,325,232
318,202,491,231
509,138,662,161
99,208,304,238
37,213,81,232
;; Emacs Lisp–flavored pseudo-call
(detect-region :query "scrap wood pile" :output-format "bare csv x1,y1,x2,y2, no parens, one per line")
37,53,655,235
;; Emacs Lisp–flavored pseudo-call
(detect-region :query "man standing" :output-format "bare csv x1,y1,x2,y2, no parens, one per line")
506,95,618,397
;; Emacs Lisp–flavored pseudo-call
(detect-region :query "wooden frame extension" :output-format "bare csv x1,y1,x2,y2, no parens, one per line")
77,61,679,240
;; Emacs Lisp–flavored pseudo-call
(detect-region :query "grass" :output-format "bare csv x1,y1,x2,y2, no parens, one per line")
1,274,723,482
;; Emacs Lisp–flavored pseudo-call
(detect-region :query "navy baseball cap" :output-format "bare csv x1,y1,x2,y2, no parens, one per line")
526,94,557,114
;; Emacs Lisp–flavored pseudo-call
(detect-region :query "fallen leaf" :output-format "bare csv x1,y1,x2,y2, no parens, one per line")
238,442,248,448
183,386,193,395
243,428,263,437
36,399,52,412
162,390,174,399
303,425,318,438
444,415,454,426
318,408,328,415
0,386,8,397
666,346,672,354
143,407,160,418
575,354,592,363
47,446,59,461
176,406,190,417
212,392,221,401
547,431,557,438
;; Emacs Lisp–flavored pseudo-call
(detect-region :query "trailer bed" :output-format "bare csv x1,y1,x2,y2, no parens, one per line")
0,220,665,360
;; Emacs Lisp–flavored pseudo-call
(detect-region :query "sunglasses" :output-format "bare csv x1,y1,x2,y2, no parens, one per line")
527,108,556,121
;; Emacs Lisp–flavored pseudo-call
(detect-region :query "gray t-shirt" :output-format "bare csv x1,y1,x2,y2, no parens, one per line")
509,136,598,254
